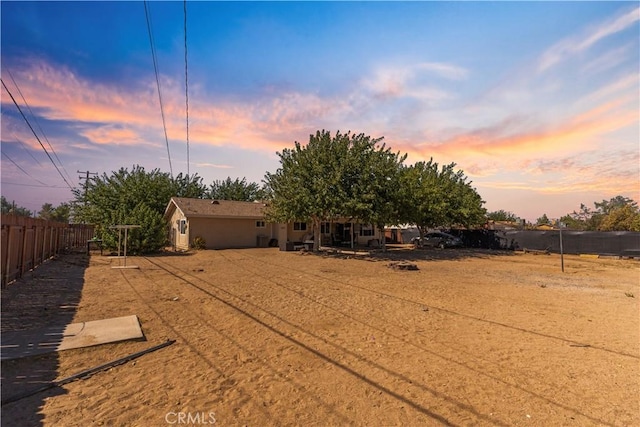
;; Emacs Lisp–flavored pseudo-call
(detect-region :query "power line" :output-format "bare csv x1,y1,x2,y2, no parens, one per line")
6,69,75,186
11,131,43,166
0,181,70,189
184,0,190,176
1,78,75,190
1,151,49,186
144,0,173,179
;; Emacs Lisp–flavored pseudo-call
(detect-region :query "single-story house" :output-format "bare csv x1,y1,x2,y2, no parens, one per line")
278,220,384,250
164,197,385,251
164,197,277,250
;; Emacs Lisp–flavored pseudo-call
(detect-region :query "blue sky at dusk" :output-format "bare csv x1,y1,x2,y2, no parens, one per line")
1,1,638,221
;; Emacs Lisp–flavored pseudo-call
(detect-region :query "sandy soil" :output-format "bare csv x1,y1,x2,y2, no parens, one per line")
2,246,639,426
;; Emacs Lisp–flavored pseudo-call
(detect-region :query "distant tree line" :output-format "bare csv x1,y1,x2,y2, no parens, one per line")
1,196,70,222
559,196,640,231
486,195,640,231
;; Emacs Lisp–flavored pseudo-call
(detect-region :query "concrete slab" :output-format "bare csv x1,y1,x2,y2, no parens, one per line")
1,315,144,361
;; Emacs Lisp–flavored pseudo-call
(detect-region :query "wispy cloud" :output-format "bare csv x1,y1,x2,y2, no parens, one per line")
361,62,467,102
538,6,639,72
583,43,634,74
195,162,234,169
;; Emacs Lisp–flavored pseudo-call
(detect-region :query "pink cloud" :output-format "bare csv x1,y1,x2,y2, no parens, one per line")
1,60,346,154
396,94,637,163
80,125,148,145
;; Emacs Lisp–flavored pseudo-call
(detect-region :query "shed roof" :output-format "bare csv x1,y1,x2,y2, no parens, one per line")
165,197,267,219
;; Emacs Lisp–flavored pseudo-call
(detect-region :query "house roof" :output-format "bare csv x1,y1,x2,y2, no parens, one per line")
164,197,267,219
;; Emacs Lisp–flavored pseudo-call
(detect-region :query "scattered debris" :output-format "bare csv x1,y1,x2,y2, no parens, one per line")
388,261,419,271
523,248,550,255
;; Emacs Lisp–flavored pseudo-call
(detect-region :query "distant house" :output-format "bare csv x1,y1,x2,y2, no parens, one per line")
486,220,521,231
164,197,277,250
384,226,419,244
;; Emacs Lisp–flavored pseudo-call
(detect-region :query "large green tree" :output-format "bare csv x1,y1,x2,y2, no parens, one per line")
399,159,485,243
73,165,206,253
353,143,407,251
598,204,640,231
207,177,267,201
563,196,639,231
265,130,404,251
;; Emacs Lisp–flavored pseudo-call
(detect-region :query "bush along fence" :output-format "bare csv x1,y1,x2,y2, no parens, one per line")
1,214,94,287
450,229,640,257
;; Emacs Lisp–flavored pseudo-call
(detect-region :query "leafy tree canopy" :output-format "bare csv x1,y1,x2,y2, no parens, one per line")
398,159,485,242
72,165,206,253
38,202,71,223
536,214,551,226
565,195,639,231
265,130,406,250
266,131,485,251
207,177,267,201
598,204,640,231
487,210,519,222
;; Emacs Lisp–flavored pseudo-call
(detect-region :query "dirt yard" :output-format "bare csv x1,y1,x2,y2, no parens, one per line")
2,246,639,426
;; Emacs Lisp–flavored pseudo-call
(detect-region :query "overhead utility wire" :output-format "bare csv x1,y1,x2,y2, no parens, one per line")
184,0,190,176
1,151,49,186
0,181,69,189
7,69,75,185
1,78,74,190
144,0,173,178
12,132,43,166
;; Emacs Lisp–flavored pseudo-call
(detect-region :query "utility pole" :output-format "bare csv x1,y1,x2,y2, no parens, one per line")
77,170,98,203
77,171,98,224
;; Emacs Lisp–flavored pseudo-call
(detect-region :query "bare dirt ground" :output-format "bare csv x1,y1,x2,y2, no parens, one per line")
2,246,639,426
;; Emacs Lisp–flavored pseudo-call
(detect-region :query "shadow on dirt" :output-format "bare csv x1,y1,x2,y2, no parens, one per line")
1,249,89,427
145,249,197,258
313,245,516,263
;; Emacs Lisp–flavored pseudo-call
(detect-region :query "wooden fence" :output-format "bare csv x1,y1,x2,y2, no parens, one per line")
1,214,94,287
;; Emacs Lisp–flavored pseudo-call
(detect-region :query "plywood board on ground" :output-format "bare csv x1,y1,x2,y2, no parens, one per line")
1,315,143,360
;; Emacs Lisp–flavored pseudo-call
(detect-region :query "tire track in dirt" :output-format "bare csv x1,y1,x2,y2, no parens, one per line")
211,249,623,427
148,252,552,426
121,259,354,425
230,250,638,359
142,255,472,426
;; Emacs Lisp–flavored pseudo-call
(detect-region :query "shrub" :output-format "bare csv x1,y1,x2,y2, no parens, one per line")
192,236,206,250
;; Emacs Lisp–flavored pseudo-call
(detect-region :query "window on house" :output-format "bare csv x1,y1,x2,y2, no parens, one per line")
293,222,307,231
320,222,331,234
179,219,187,235
360,224,375,236
256,220,266,228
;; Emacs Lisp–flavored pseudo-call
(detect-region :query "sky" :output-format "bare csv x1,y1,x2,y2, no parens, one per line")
1,1,638,222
